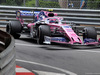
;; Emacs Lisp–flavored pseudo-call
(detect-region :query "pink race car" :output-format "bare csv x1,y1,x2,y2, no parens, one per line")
6,10,100,47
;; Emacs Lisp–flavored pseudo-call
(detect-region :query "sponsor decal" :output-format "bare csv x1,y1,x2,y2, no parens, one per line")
66,29,73,32
20,11,33,16
51,37,66,42
16,11,20,17
44,36,51,44
62,26,71,29
84,38,96,43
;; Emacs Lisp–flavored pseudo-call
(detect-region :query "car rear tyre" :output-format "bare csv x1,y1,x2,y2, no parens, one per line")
83,27,97,40
6,20,22,39
37,25,51,44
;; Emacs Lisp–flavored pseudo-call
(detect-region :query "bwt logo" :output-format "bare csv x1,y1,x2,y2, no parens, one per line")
52,37,66,42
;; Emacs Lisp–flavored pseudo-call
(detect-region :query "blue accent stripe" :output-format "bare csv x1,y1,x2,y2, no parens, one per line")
20,10,33,16
51,37,67,42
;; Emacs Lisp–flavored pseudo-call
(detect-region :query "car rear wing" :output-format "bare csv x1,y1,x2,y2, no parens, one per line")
16,10,34,25
34,11,40,16
16,10,34,18
16,10,58,24
34,11,58,22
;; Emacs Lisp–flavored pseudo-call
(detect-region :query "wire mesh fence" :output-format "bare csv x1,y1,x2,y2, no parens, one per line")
0,0,100,9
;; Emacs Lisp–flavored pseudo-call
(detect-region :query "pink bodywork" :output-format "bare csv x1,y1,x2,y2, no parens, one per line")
48,22,82,44
17,10,99,45
28,16,82,45
61,25,82,44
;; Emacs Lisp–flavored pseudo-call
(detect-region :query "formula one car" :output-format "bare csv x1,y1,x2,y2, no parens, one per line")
6,9,100,47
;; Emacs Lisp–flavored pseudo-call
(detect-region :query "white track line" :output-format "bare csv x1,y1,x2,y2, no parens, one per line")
76,50,100,53
16,59,77,75
32,70,66,75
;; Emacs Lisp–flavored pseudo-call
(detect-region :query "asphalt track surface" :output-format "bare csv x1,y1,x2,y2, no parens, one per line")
16,35,100,75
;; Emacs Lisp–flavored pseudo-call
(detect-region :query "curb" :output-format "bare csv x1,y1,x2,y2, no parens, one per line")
16,65,35,75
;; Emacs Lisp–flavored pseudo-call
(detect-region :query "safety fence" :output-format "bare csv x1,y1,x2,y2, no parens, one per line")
0,30,15,75
0,5,100,34
0,0,100,9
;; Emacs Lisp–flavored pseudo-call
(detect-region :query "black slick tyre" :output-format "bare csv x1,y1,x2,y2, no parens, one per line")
37,25,51,44
83,27,97,40
6,20,22,39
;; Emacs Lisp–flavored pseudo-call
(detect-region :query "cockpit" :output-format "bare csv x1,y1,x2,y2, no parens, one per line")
49,19,58,24
46,17,63,24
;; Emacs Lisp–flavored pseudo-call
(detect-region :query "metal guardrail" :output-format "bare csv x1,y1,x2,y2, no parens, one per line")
0,5,100,34
0,5,100,25
0,30,15,75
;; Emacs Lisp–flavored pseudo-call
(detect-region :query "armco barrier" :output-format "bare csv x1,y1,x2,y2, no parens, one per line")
0,5,100,25
0,30,15,75
0,5,100,34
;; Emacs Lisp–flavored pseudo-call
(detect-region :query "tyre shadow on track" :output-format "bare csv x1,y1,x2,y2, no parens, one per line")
17,38,99,51
38,44,100,51
39,46,70,51
18,38,37,44
17,38,71,51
